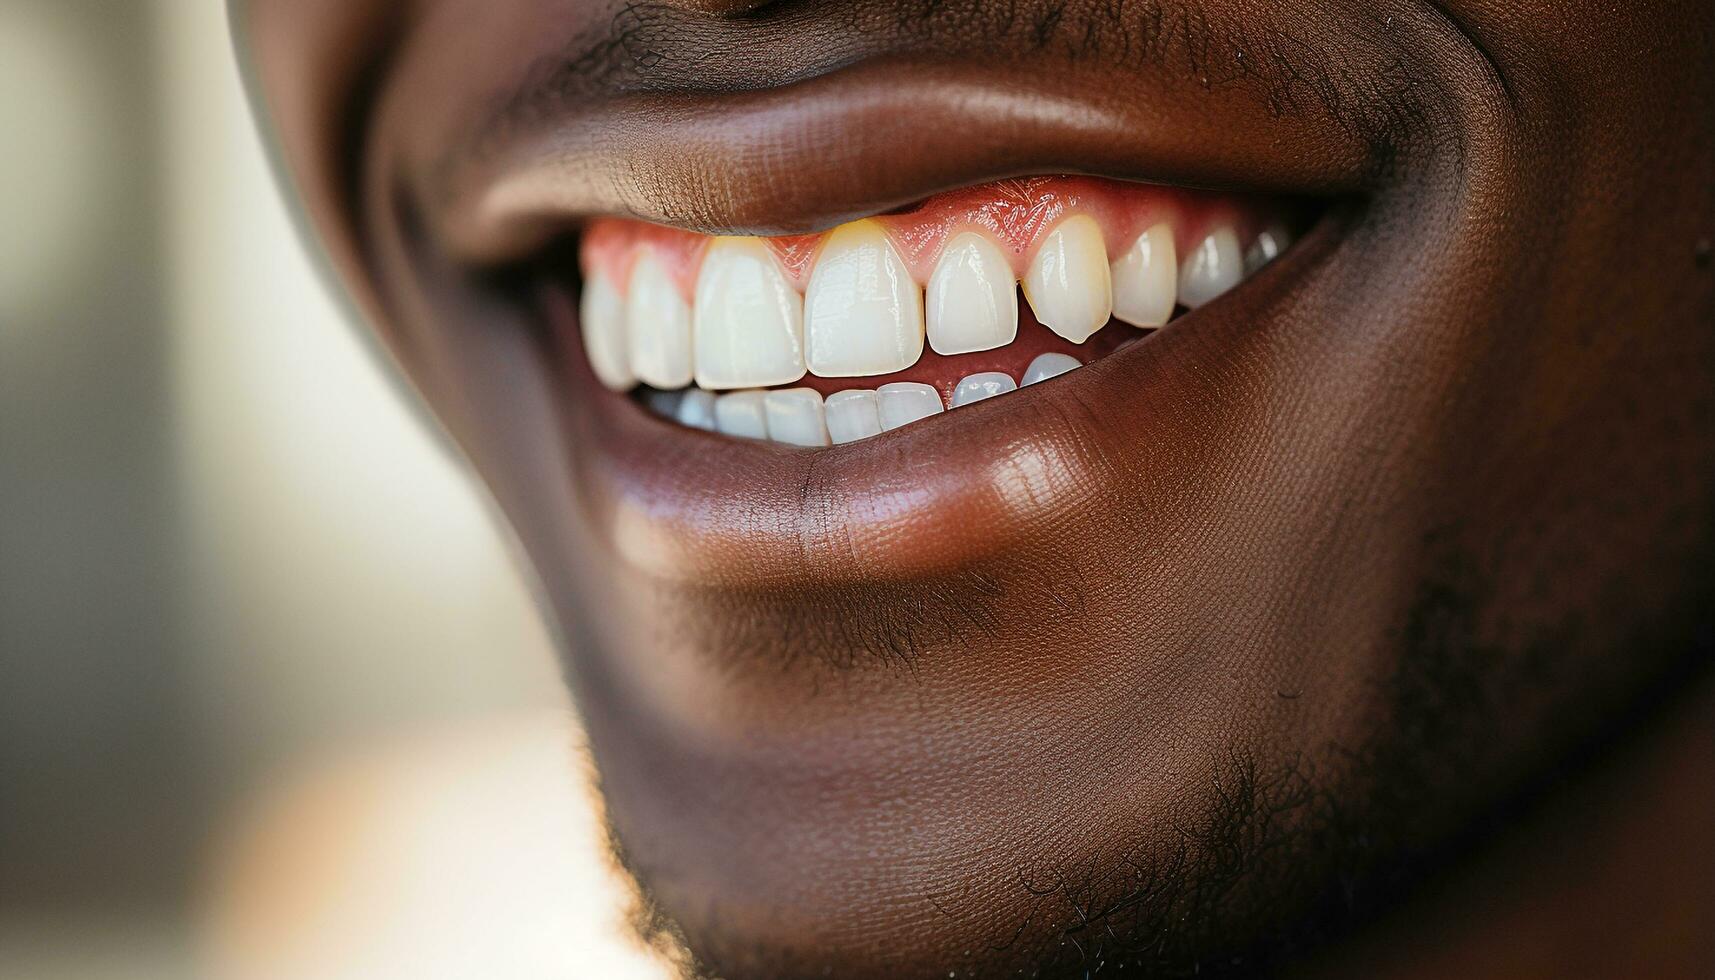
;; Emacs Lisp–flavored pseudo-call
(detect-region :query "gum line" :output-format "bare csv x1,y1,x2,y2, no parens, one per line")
580,175,1277,299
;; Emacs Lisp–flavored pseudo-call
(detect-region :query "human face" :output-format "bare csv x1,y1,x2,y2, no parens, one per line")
235,2,1714,976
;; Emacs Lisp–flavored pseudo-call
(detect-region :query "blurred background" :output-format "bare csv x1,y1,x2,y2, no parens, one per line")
2,2,650,976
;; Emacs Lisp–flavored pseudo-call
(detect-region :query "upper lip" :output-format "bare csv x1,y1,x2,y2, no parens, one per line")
425,53,1374,267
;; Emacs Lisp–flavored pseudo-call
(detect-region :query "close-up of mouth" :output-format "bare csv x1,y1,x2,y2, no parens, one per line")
382,21,1392,593
511,174,1334,588
231,0,1715,976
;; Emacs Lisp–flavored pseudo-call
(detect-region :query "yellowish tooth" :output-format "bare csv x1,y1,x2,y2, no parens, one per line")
804,220,925,378
1022,215,1112,343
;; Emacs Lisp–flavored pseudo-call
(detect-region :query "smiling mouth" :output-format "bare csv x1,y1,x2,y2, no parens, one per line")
395,26,1380,588
560,176,1301,447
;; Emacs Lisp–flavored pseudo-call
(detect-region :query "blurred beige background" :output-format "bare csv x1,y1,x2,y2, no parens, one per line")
1,2,652,976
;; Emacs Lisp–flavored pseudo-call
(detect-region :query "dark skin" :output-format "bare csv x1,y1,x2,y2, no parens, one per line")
234,1,1715,976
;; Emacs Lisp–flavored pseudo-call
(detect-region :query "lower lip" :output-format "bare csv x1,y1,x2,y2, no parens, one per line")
553,218,1328,588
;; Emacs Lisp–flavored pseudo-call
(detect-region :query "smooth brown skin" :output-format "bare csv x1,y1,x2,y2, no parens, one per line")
235,2,1715,977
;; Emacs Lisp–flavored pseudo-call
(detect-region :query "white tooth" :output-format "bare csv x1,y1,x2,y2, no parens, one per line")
714,390,769,440
804,221,924,377
626,252,694,389
1110,223,1177,328
1179,226,1243,308
674,388,718,431
645,389,683,418
763,388,830,447
824,389,883,444
1022,352,1081,386
950,371,1018,407
875,382,945,431
1245,225,1291,274
580,273,634,391
693,238,806,390
927,232,1017,355
1022,215,1112,343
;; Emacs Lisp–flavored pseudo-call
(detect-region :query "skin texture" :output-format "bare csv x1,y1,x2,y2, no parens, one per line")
234,2,1715,976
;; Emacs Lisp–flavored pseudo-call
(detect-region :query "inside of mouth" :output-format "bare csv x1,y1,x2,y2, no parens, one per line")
548,175,1307,447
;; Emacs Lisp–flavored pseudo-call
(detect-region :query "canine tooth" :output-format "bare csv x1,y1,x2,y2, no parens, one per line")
1110,223,1177,328
714,390,770,440
825,390,883,444
1022,215,1112,343
1179,226,1243,308
1022,353,1081,385
626,252,694,389
950,371,1018,407
580,274,634,391
1245,225,1291,274
674,389,718,431
764,389,830,447
804,221,924,377
927,232,1018,355
694,238,806,390
876,382,945,431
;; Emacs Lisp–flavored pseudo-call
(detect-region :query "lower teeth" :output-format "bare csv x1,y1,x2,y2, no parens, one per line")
638,350,1091,447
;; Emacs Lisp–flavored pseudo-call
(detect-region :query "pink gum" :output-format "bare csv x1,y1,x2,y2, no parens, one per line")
580,175,1279,297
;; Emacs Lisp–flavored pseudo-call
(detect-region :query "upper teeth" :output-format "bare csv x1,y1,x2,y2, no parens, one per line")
804,221,925,377
1110,223,1177,328
1178,226,1244,309
1021,215,1113,344
927,231,1018,356
583,215,1288,407
579,271,634,391
625,252,694,389
692,237,807,391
